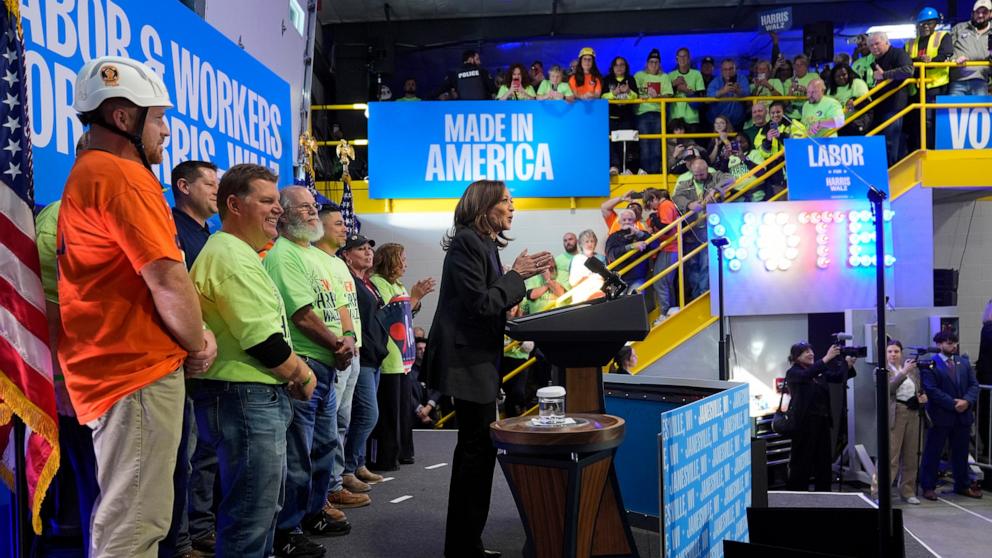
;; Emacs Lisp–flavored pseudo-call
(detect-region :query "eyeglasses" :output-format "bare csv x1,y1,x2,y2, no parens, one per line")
289,202,322,213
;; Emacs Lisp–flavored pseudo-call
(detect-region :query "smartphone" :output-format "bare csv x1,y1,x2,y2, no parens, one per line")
757,73,767,81
727,75,737,84
512,76,521,88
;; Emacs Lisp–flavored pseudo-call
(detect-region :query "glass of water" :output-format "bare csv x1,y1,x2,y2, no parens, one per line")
536,386,566,425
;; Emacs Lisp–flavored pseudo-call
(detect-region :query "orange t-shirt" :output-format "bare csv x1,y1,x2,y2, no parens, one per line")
569,74,602,98
57,150,187,424
604,210,648,234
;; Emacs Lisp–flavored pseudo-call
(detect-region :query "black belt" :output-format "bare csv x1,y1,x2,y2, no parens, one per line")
895,399,911,406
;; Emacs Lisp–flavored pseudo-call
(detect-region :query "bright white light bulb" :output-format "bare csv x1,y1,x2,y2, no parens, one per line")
729,259,742,272
708,214,721,226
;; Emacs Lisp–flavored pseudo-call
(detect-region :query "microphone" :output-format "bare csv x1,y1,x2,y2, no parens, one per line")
584,257,628,299
833,332,854,342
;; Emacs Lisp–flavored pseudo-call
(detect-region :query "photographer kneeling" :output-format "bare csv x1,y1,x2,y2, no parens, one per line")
785,342,857,491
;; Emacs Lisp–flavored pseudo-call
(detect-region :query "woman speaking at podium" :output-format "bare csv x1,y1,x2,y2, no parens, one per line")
424,180,552,558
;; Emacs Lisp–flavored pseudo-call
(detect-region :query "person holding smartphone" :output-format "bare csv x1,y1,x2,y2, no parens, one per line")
496,63,536,100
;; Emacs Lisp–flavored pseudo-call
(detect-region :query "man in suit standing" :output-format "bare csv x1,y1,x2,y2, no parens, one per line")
920,331,982,500
424,180,552,558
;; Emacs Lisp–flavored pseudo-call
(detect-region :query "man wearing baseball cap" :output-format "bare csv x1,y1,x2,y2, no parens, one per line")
59,56,217,557
634,49,674,174
949,0,992,96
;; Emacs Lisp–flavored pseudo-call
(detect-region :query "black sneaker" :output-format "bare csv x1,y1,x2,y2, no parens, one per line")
303,511,352,537
273,531,326,558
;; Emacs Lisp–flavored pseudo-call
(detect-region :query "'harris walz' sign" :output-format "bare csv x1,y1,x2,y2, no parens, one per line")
758,7,792,32
367,100,609,199
784,136,889,201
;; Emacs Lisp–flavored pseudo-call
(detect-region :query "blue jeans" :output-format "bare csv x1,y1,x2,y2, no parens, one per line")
278,359,338,531
637,112,662,174
187,429,218,543
948,79,987,96
330,356,360,492
189,381,292,558
346,365,381,474
686,241,709,301
876,111,904,166
652,250,679,314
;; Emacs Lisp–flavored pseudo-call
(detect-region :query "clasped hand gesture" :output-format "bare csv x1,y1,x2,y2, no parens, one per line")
185,329,218,378
511,249,554,279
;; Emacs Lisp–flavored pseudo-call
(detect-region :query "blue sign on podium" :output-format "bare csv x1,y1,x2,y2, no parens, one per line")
784,136,889,201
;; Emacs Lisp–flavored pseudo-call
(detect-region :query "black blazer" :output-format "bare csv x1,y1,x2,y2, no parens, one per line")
423,228,526,404
922,355,979,428
353,273,390,368
976,321,992,385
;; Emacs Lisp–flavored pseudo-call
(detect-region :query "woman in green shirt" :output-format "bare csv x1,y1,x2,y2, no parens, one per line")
828,63,871,135
369,243,436,469
496,63,537,101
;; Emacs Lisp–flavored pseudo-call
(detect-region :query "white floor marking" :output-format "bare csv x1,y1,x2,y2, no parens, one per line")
425,462,448,470
937,497,992,524
904,526,943,558
379,477,395,483
390,495,413,503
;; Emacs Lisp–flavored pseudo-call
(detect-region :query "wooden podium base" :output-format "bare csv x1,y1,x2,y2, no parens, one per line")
491,414,638,558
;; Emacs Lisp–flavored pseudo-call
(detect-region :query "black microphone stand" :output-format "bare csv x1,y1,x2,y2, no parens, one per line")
869,184,892,558
711,237,730,381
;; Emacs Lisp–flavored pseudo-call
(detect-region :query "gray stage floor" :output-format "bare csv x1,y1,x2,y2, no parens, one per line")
314,430,990,557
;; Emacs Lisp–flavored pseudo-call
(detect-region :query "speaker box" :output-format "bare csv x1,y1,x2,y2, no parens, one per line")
803,22,834,65
933,268,959,307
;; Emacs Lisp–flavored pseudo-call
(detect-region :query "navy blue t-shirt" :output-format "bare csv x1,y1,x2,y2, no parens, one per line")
171,208,211,270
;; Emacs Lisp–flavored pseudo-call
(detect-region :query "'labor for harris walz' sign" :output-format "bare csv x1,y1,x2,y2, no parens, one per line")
758,7,793,32
367,100,609,199
783,136,889,201
22,0,293,205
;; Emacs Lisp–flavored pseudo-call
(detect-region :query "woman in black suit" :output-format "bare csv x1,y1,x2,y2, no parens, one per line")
424,180,552,558
977,300,992,458
785,341,856,491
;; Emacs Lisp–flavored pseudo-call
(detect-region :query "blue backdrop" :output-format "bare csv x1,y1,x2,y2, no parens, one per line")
935,95,992,150
784,137,889,201
21,0,294,205
367,99,609,199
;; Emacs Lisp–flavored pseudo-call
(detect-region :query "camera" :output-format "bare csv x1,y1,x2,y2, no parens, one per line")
909,346,940,370
832,332,867,358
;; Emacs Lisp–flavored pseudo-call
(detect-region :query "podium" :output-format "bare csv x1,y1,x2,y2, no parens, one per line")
500,294,649,557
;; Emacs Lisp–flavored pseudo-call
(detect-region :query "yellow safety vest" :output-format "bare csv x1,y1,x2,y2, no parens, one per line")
905,31,949,89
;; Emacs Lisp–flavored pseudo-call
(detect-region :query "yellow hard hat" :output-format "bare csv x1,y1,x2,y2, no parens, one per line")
579,47,596,59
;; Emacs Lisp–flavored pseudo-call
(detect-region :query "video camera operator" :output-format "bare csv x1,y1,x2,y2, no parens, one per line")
785,341,857,491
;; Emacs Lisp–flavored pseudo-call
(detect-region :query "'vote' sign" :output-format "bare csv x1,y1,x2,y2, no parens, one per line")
935,95,992,150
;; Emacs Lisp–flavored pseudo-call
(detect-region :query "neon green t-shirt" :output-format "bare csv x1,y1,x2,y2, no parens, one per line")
521,275,559,316
369,275,411,374
496,84,537,100
802,97,845,137
35,200,61,304
395,96,421,101
327,255,362,347
191,231,291,384
852,55,876,88
263,237,347,365
554,252,574,289
504,335,530,360
536,80,574,98
666,69,705,124
634,71,674,115
830,79,870,112
776,73,818,117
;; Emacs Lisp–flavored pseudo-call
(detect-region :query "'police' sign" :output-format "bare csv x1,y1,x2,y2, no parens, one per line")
935,95,992,150
784,136,889,201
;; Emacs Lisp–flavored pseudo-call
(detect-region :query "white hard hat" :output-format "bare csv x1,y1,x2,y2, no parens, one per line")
73,56,173,113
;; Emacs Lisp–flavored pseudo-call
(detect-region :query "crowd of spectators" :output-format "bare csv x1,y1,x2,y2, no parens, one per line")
379,2,992,176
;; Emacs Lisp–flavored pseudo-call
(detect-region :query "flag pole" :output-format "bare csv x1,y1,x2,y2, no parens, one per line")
13,415,30,558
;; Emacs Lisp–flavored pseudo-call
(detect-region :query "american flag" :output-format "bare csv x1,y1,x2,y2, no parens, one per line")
0,2,60,536
340,176,361,235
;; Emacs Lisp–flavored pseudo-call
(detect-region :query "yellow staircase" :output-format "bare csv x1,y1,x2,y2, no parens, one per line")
627,146,992,374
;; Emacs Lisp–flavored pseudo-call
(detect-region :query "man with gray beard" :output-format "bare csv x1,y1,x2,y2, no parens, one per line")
264,186,357,557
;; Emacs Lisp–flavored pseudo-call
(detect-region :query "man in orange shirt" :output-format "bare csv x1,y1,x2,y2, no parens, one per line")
645,188,683,322
57,56,217,558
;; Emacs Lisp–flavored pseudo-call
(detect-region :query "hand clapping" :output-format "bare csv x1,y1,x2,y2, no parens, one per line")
511,249,554,279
